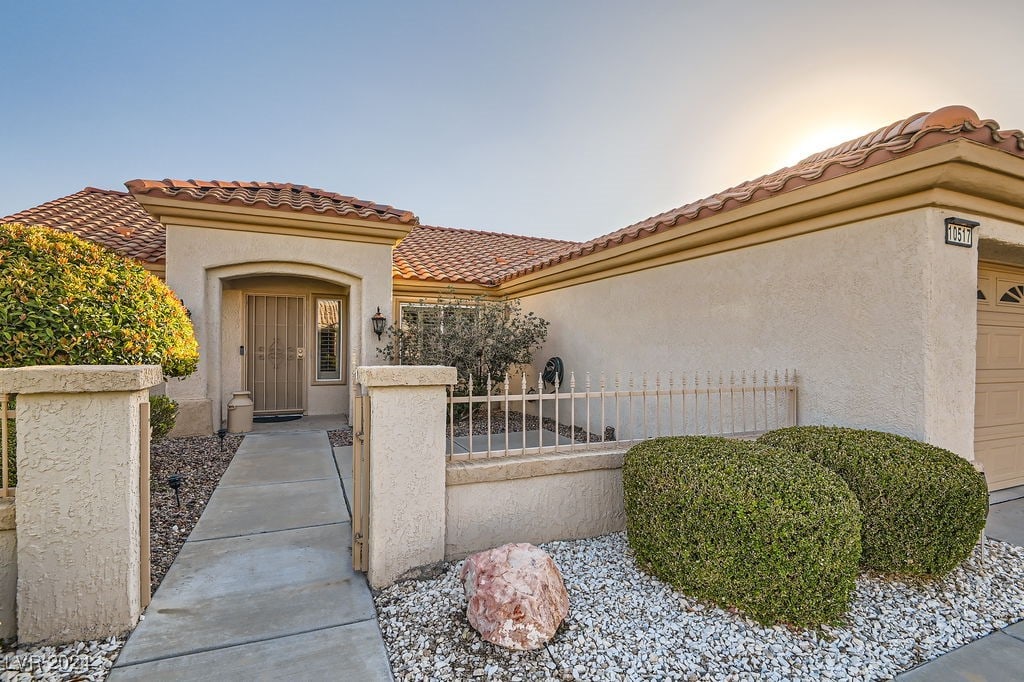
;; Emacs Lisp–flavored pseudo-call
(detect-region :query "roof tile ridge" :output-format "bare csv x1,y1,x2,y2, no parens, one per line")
966,119,1024,151
83,186,129,197
497,108,1012,285
125,178,418,222
414,223,579,245
125,179,171,192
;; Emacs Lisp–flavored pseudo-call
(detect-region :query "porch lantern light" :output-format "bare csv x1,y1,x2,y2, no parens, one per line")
371,307,387,340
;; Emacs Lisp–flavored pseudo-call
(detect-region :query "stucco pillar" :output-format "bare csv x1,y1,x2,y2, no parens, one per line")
0,365,162,644
357,365,456,588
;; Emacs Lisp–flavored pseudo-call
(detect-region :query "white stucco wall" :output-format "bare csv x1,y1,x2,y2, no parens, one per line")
520,208,978,457
445,451,626,559
165,225,395,433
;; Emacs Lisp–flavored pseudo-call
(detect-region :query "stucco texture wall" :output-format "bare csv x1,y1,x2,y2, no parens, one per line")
15,389,145,642
521,209,977,457
166,225,395,433
445,452,625,560
360,366,455,588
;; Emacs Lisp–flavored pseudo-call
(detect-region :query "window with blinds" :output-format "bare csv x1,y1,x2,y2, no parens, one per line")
316,298,342,381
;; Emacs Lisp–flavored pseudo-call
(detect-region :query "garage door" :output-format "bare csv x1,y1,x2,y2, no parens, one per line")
976,263,1024,490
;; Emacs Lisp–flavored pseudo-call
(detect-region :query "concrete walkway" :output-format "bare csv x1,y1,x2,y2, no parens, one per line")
897,489,1024,681
110,430,392,681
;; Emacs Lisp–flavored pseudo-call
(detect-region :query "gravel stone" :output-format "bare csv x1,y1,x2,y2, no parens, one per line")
451,409,602,445
328,428,353,447
149,433,241,593
375,533,1024,681
1,636,124,681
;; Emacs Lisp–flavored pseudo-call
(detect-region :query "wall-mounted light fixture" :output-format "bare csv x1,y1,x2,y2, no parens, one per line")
371,307,387,340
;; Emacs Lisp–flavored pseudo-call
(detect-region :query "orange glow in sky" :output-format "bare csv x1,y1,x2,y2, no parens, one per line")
778,123,881,169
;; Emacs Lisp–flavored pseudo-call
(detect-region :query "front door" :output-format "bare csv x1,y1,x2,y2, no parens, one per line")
246,294,306,414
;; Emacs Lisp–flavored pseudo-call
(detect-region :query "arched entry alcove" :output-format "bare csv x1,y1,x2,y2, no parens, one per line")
205,262,366,428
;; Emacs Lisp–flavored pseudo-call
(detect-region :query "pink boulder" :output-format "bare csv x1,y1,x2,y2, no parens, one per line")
460,542,569,650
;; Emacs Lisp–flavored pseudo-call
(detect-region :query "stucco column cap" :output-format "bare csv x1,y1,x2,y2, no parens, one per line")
357,365,457,387
0,365,163,395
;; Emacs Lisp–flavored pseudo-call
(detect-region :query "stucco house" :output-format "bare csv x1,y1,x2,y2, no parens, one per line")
4,105,1024,491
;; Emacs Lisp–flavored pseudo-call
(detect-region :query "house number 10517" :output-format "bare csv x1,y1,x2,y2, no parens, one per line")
945,217,979,248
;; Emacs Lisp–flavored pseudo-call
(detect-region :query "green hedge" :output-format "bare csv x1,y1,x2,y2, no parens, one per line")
149,395,179,441
623,436,862,627
758,426,988,576
0,223,198,377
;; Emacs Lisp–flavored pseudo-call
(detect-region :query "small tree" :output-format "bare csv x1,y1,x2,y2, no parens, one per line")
379,291,548,394
0,223,199,377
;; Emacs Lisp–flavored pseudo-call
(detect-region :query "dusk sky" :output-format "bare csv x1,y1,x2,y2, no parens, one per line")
3,1,1023,242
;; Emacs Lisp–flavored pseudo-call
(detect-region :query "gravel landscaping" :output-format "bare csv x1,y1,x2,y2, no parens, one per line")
451,409,605,444
328,428,353,447
1,637,124,681
149,433,242,593
375,533,1024,681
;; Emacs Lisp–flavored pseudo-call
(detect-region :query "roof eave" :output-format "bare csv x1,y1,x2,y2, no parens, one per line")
496,139,1024,296
131,193,415,246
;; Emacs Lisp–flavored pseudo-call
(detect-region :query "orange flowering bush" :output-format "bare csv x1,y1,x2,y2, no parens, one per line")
0,223,198,377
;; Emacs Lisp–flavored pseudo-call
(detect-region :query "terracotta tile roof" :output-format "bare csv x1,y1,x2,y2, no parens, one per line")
125,179,418,226
502,105,1024,283
393,224,577,286
6,106,1021,286
0,188,572,283
1,187,167,263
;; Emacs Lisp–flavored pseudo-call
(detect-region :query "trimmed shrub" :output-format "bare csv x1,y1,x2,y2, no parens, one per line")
0,223,198,377
149,395,179,441
758,426,988,576
623,436,862,627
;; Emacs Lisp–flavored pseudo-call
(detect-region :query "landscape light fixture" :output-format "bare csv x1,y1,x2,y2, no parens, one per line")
371,307,387,340
167,474,184,508
217,427,227,452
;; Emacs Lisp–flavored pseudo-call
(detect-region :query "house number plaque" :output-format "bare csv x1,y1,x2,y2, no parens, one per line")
945,217,978,248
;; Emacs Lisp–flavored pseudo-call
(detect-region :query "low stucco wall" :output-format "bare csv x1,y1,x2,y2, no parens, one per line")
0,498,15,639
445,450,626,560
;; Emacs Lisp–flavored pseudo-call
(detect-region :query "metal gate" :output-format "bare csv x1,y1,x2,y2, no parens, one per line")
351,384,370,572
246,295,306,414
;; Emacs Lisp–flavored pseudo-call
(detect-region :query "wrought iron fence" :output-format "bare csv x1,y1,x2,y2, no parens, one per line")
447,370,798,461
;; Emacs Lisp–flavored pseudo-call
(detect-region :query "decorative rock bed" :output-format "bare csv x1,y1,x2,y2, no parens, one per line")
1,638,124,680
375,533,1024,681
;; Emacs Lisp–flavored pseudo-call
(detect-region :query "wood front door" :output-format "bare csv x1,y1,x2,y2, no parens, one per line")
246,295,306,414
976,263,1024,490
